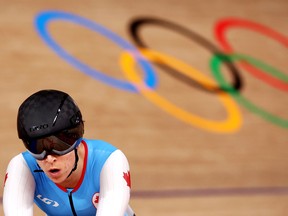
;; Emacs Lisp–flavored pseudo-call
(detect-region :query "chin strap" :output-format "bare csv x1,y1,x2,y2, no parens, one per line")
66,148,79,179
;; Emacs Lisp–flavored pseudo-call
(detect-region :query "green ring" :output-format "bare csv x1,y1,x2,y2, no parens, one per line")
210,53,288,128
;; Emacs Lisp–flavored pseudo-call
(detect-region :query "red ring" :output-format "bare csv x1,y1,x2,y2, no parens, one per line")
215,18,288,91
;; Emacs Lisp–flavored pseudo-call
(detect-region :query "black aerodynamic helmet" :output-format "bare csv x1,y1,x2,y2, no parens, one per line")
17,89,84,152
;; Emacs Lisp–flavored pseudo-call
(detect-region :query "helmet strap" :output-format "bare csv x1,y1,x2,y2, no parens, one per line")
66,148,79,179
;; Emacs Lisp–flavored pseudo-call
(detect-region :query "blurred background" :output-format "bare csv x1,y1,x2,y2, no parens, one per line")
0,0,287,215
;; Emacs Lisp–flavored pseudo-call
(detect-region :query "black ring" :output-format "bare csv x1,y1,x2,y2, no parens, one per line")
128,17,243,94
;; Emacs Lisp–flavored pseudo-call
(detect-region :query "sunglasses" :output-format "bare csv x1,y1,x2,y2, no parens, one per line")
25,133,82,160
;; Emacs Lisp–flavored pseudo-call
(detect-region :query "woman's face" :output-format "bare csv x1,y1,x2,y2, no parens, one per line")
37,150,75,184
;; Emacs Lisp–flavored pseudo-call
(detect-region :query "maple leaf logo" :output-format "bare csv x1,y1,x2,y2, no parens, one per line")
123,171,131,188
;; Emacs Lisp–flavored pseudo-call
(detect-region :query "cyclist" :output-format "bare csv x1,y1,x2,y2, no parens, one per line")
3,89,135,216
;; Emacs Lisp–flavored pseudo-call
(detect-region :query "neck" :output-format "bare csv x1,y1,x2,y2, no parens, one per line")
59,143,85,189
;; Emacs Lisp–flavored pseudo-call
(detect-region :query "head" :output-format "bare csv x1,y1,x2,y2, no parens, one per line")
17,89,84,160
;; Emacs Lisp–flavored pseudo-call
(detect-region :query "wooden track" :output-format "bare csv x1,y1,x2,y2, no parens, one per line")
0,0,288,215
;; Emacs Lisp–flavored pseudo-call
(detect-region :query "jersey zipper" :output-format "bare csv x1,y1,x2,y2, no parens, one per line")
68,189,77,216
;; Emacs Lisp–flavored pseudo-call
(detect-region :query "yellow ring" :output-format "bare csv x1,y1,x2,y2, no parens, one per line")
120,49,242,133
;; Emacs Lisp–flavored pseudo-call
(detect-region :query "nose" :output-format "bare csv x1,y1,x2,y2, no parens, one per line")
45,154,57,163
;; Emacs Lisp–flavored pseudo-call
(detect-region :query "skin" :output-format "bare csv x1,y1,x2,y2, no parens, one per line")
36,143,85,188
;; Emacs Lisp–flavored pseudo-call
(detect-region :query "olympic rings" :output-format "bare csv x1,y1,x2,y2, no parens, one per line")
210,53,288,128
35,10,158,92
34,11,287,132
215,18,288,91
120,49,242,133
129,17,243,93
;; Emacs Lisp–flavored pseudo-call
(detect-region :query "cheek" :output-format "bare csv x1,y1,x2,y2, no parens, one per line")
37,161,45,170
62,152,75,169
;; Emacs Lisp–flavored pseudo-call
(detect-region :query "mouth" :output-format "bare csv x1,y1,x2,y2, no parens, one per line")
49,168,60,174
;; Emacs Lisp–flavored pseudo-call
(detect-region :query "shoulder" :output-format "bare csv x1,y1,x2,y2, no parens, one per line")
5,153,34,187
103,149,130,169
108,150,128,162
7,153,28,169
83,139,118,152
83,139,119,170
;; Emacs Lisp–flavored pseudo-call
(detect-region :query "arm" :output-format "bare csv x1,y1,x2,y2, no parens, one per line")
96,150,131,216
3,153,35,216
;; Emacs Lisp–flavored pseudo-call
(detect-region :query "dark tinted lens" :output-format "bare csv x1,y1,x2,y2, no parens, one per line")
26,136,72,155
55,130,79,146
25,124,83,156
26,139,43,155
27,139,81,160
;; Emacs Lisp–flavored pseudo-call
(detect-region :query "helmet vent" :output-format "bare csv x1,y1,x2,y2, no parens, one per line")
52,94,68,127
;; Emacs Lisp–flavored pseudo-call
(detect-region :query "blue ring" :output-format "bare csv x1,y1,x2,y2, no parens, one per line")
34,10,158,92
